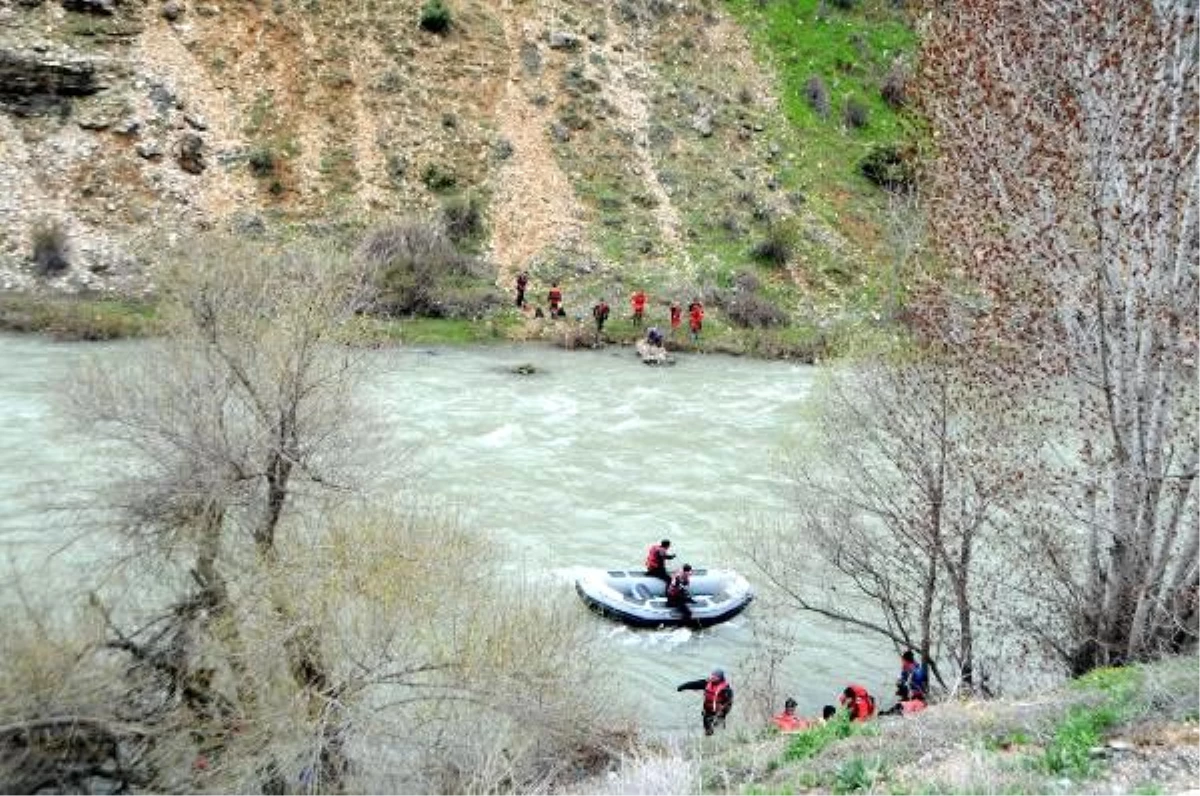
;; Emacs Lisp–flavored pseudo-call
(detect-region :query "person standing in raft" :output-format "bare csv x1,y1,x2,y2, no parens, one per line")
630,289,648,326
644,539,675,584
667,563,695,623
548,282,565,317
678,668,734,736
688,299,705,344
515,270,529,308
839,684,876,722
669,301,682,338
592,298,610,340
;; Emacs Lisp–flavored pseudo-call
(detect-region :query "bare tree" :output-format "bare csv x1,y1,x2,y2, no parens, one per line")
917,0,1199,672
743,347,1033,692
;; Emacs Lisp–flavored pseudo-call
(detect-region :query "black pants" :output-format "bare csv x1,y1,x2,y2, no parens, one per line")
646,566,670,584
703,705,730,735
668,597,693,622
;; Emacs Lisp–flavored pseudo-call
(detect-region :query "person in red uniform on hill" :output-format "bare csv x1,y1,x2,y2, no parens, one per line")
644,538,675,583
548,282,564,317
772,698,811,733
631,289,648,326
515,270,529,308
839,685,876,722
669,301,682,337
688,299,704,343
678,669,734,735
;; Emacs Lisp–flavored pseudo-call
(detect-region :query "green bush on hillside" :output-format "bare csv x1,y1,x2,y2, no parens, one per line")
419,0,451,33
30,217,70,276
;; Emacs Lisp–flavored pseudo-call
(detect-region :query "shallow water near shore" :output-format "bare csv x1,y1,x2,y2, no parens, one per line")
0,334,893,736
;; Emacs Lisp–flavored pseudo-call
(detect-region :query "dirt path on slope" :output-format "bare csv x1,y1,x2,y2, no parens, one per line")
486,0,589,286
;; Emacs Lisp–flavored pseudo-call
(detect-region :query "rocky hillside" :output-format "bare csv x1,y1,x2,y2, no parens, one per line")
0,0,913,311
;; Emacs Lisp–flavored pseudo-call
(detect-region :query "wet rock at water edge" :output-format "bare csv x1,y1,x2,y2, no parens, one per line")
510,363,538,375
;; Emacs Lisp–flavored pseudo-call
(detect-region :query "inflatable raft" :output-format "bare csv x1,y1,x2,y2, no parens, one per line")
574,567,753,628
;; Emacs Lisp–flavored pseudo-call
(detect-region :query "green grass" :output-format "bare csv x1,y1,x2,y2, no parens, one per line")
724,0,918,214
0,293,158,340
1037,703,1120,778
782,715,873,762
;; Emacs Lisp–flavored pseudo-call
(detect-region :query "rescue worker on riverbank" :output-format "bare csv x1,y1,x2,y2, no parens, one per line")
666,563,695,622
669,301,682,338
839,684,876,722
898,650,929,701
772,698,810,733
880,684,927,716
515,270,529,307
644,539,675,583
678,668,733,736
631,289,647,326
688,299,704,343
592,298,610,339
548,282,564,317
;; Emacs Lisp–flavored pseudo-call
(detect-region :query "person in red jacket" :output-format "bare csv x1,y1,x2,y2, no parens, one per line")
548,282,564,317
688,299,704,343
772,698,811,733
669,301,682,337
678,669,734,735
631,289,648,326
839,685,876,722
644,539,675,583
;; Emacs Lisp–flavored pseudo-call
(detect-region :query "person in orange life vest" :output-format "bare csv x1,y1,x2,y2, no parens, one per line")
772,697,811,733
669,301,682,337
688,299,704,343
839,684,876,722
592,299,611,337
678,668,733,735
515,270,529,308
548,282,565,317
631,289,648,326
880,683,927,716
897,650,929,701
644,539,675,583
666,563,695,622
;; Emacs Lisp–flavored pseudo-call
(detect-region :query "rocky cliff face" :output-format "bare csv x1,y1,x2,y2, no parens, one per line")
0,0,837,297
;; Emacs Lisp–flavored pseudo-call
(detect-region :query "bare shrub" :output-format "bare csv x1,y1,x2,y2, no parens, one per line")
358,220,493,317
843,97,870,128
804,76,830,117
751,223,796,266
881,60,909,109
860,144,917,192
30,218,70,275
441,192,484,243
727,291,789,328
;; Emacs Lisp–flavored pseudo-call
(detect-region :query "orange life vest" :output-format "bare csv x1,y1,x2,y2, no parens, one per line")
772,712,808,732
703,678,730,713
900,699,926,715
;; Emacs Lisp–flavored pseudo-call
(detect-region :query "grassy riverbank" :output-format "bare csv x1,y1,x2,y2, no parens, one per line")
0,292,845,361
592,656,1199,795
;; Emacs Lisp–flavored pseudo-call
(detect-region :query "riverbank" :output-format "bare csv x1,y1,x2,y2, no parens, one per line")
586,656,1199,795
0,291,835,361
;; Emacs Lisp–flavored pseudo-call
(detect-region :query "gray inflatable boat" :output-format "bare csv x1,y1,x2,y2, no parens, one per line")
574,567,753,628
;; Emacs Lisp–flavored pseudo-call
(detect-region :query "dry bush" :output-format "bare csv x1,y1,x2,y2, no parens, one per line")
843,97,870,129
804,76,830,117
881,60,909,109
358,220,497,318
30,217,70,275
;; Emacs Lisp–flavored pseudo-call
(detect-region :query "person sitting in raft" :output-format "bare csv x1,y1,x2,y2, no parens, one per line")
678,668,734,736
771,697,811,733
879,683,927,716
839,684,877,722
644,539,675,584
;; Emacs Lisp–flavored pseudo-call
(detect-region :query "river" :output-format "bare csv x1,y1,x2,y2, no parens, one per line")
0,333,894,736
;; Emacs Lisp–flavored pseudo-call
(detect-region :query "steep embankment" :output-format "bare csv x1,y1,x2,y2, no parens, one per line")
0,0,915,333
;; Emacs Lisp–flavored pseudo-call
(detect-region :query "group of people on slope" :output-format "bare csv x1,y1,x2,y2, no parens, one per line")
645,539,700,624
514,274,706,344
676,651,928,739
771,650,930,733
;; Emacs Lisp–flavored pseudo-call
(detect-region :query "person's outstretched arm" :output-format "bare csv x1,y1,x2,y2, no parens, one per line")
677,679,707,691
